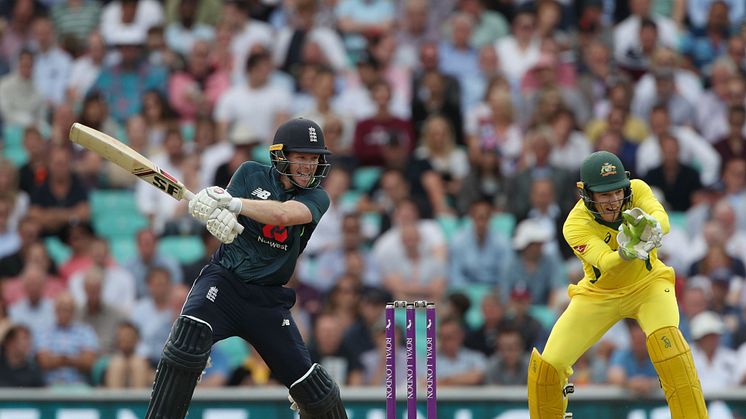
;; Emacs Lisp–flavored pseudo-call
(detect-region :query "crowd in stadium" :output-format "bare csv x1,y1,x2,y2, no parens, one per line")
0,0,746,398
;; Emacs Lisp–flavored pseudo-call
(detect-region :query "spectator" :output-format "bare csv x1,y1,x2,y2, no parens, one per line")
680,1,732,73
303,212,379,293
713,105,746,166
29,16,72,107
695,58,740,143
65,31,106,107
99,0,164,45
211,125,261,188
307,311,364,386
273,0,347,74
8,263,56,338
27,145,90,239
56,221,94,283
484,326,529,385
0,0,40,71
356,168,414,235
633,66,696,126
130,267,177,366
299,167,350,258
456,139,508,215
689,311,739,391
322,274,362,335
636,104,720,187
411,71,464,146
391,0,437,69
50,0,101,48
123,228,184,298
0,218,42,280
680,280,712,342
585,81,649,145
36,292,99,386
104,321,153,388
341,285,390,357
438,12,479,93
352,79,415,167
91,29,168,124
643,131,704,211
507,128,578,219
631,47,704,117
0,49,45,127
68,237,136,313
577,40,623,119
164,0,214,56
606,320,660,396
358,315,405,386
466,82,522,174
0,299,10,343
613,0,679,75
411,41,461,117
494,7,540,86
377,221,447,303
134,127,190,234
449,199,512,287
0,324,44,387
465,291,510,357
167,39,229,123
503,283,548,352
414,115,468,201
720,158,746,230
435,316,487,386
213,50,292,145
0,158,29,229
452,0,508,49
548,108,593,173
76,267,128,355
0,197,21,259
334,0,395,60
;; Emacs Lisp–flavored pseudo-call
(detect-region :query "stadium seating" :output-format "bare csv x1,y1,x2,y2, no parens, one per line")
157,235,205,264
352,166,381,192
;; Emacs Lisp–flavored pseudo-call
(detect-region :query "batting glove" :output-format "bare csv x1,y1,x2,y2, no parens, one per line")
206,208,244,244
189,186,242,222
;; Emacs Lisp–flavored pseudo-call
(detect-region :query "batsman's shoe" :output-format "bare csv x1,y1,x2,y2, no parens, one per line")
528,348,569,419
647,326,708,419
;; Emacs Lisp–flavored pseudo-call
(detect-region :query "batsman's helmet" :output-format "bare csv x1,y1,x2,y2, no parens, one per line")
269,118,331,189
577,151,632,219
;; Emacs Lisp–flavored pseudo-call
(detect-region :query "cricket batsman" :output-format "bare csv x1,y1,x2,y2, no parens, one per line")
527,151,708,418
145,118,347,418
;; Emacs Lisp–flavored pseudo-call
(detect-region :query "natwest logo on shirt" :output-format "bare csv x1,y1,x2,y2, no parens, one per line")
262,224,288,242
257,224,289,251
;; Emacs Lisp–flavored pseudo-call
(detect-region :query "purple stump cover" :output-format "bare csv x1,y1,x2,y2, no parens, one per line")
406,303,417,419
385,303,396,419
426,303,437,418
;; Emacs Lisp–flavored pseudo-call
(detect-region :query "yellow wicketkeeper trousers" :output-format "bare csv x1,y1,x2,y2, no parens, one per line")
528,273,707,418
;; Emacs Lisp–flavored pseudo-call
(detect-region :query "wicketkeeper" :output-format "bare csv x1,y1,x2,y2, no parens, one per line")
527,151,708,418
144,118,348,418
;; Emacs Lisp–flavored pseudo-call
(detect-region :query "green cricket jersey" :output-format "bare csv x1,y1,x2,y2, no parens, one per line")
214,161,330,286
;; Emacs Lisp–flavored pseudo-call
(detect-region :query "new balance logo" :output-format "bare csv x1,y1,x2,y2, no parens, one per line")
308,127,317,142
281,319,290,326
251,187,271,200
206,286,218,302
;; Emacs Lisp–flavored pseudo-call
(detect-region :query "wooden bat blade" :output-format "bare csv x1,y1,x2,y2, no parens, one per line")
69,123,194,201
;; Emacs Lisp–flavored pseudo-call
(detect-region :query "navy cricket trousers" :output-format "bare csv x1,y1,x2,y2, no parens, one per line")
181,263,312,388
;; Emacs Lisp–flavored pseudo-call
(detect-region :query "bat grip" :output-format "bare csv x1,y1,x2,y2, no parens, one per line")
184,190,196,201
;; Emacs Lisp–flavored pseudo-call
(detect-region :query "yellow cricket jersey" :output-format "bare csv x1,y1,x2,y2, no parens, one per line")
562,179,673,294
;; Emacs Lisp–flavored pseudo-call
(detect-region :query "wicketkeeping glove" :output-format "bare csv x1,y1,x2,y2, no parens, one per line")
623,208,663,248
617,208,659,260
188,186,243,222
206,208,244,244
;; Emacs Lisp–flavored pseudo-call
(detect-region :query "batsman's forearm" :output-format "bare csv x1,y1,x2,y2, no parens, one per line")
235,198,310,226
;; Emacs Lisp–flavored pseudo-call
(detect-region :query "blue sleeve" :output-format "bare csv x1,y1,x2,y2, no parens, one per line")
294,188,330,224
609,349,627,368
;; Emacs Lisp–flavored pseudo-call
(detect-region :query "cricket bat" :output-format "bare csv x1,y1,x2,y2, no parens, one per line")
69,122,243,233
